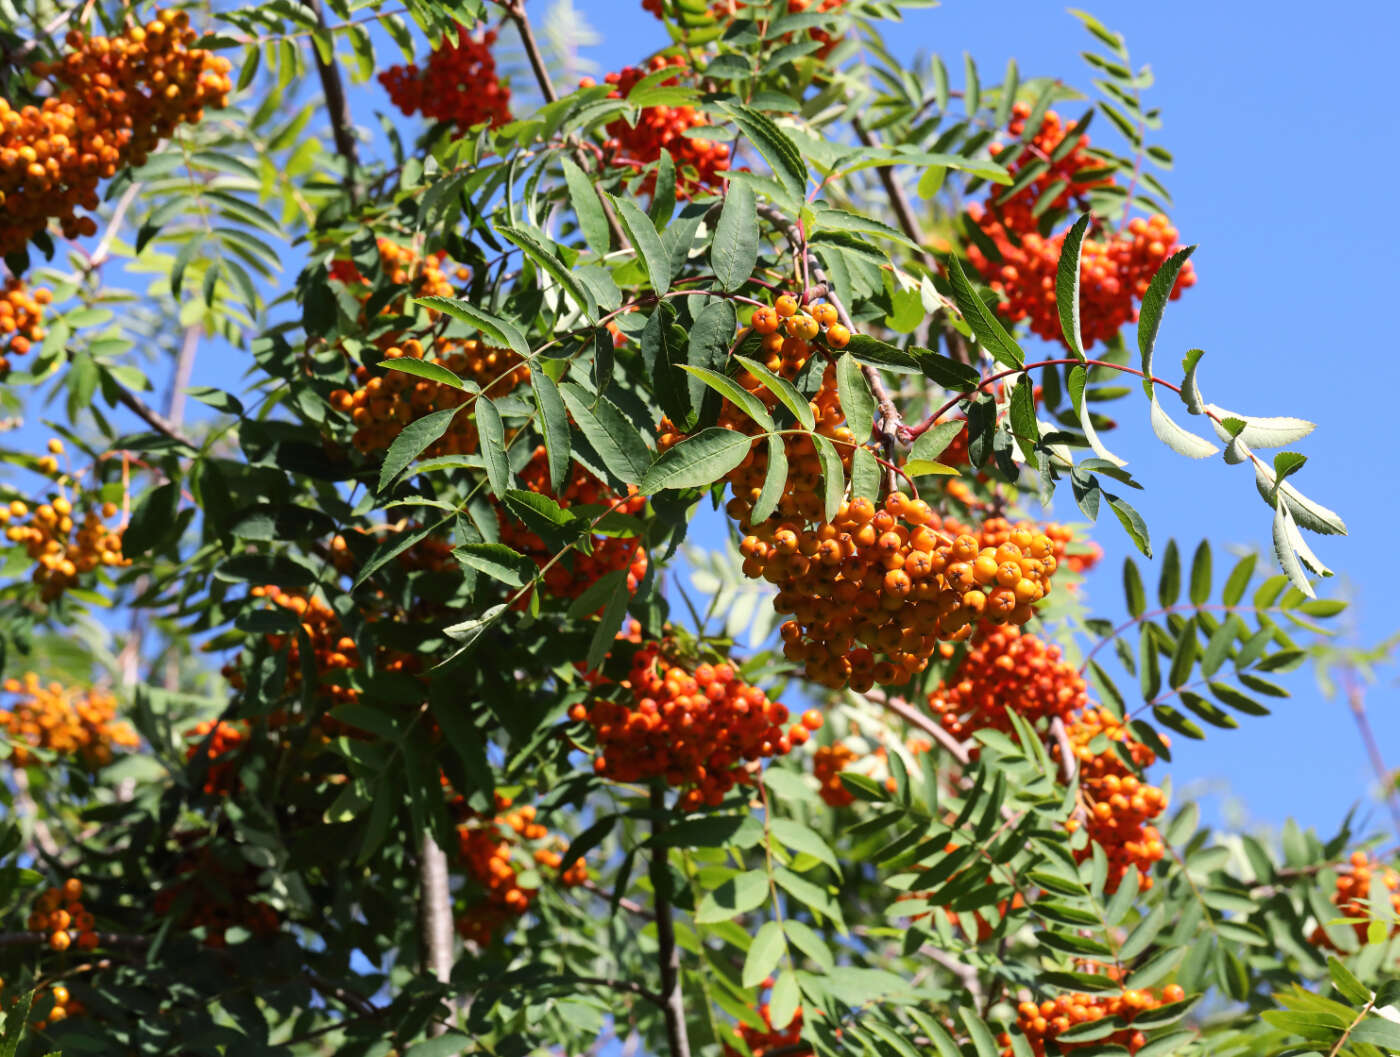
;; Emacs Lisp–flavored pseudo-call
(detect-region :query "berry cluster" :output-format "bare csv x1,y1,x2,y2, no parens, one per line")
1059,706,1167,892
1,10,232,257
642,0,848,56
723,1001,809,1057
573,639,822,810
0,674,137,769
153,842,280,948
927,625,1087,739
221,586,360,706
2,482,128,602
328,237,463,308
963,103,1195,349
587,56,729,198
755,496,1060,690
329,337,529,458
813,742,857,807
1311,852,1400,948
184,719,246,794
1004,985,1185,1056
378,27,510,130
21,982,85,1031
27,878,98,952
498,447,648,604
455,794,588,945
0,278,50,376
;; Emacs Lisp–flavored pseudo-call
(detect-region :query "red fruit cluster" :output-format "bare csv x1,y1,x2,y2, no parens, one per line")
964,103,1195,349
643,0,847,56
813,742,857,807
455,794,588,945
184,719,246,794
2,488,128,602
0,278,50,375
1,10,232,257
723,1001,809,1057
378,26,510,129
1059,706,1167,892
927,625,1087,739
588,56,729,198
0,674,138,769
153,843,280,948
498,447,649,605
1311,851,1400,948
221,586,361,706
1004,984,1185,1056
573,639,821,810
27,878,98,953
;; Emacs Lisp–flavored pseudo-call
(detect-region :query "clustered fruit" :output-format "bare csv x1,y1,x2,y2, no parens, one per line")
964,103,1196,348
378,26,511,130
1004,984,1185,1056
723,1000,809,1057
26,877,99,953
1,9,232,257
499,447,649,605
17,982,85,1031
221,586,362,708
573,638,823,810
1311,851,1400,948
455,793,588,945
0,674,138,769
153,841,280,948
0,278,51,376
586,56,729,198
642,0,848,56
184,719,246,795
811,726,931,808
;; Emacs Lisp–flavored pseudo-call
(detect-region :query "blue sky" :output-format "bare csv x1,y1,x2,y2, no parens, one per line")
7,1,1396,845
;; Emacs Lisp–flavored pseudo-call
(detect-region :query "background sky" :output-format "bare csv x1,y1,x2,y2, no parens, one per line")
7,0,1397,847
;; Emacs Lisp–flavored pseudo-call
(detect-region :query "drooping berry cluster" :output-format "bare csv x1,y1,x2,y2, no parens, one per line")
1059,706,1168,892
0,674,138,769
723,1000,810,1057
498,447,649,605
1003,984,1185,1056
573,639,822,810
812,728,930,808
964,103,1195,349
18,982,85,1031
1311,851,1400,948
328,237,464,309
0,278,50,376
184,719,246,794
26,878,99,952
455,794,588,945
2,484,128,602
927,625,1087,739
153,841,280,948
642,0,848,55
587,56,729,198
221,586,360,706
1,10,232,257
378,27,511,130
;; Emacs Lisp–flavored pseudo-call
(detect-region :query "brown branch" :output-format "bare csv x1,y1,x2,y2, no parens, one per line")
1344,671,1400,839
920,945,984,1007
649,785,692,1057
418,831,456,1036
112,385,197,448
304,0,359,202
1050,715,1087,825
581,878,653,919
863,688,970,765
851,117,936,273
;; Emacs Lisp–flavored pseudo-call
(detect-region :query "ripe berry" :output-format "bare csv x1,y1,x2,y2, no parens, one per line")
378,27,511,130
751,306,780,334
774,294,799,318
824,323,850,348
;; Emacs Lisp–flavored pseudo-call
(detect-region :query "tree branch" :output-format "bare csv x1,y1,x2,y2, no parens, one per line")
863,688,970,765
1343,671,1400,839
649,785,692,1057
418,830,456,1036
303,0,359,201
112,384,197,448
1049,715,1087,825
851,117,936,273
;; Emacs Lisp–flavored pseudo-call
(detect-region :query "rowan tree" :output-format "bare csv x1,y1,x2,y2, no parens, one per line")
0,2,1394,1057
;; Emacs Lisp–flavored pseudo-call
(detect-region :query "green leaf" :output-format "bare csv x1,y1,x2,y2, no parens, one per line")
1056,214,1091,359
476,395,511,498
1009,372,1039,462
1153,704,1204,740
1123,557,1146,618
585,572,631,670
750,435,789,523
946,254,1024,369
695,869,769,923
1188,540,1212,606
454,543,537,587
532,372,571,492
1138,246,1196,385
768,970,800,1030
561,156,611,256
498,225,597,320
1149,396,1219,458
712,181,758,291
377,406,460,492
376,358,467,391
1069,364,1126,468
836,352,875,439
811,434,845,521
910,421,966,464
959,1008,1000,1057
560,384,651,485
721,103,808,203
770,818,839,872
639,428,755,492
1107,491,1152,557
742,920,786,987
122,480,180,557
680,365,774,430
414,297,530,360
609,195,673,293
1158,539,1180,607
1221,553,1256,607
784,918,834,971
406,1034,474,1057
733,355,816,430
1167,623,1197,689
849,446,880,505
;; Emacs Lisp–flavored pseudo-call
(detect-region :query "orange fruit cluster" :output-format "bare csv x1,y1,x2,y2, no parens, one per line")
754,496,1060,690
986,102,1114,227
153,843,280,948
20,982,85,1031
1,9,231,257
1,489,128,601
587,56,729,199
378,26,511,130
723,1001,809,1057
455,794,588,945
184,719,246,795
573,639,821,810
643,0,847,55
221,586,361,706
927,625,1087,739
1311,851,1400,948
964,103,1196,349
1004,984,1185,1056
328,237,462,308
0,278,51,376
1059,707,1167,892
498,447,648,605
27,878,98,953
328,336,528,458
0,674,137,769
813,742,858,807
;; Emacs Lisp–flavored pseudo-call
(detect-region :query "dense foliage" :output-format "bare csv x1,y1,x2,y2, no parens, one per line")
0,1,1391,1056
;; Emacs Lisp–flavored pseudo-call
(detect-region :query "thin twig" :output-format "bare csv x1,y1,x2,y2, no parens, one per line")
851,117,935,274
921,945,984,1007
649,785,692,1057
112,385,197,448
1050,715,1087,825
418,830,456,1036
864,688,970,765
1343,671,1400,839
303,0,359,202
